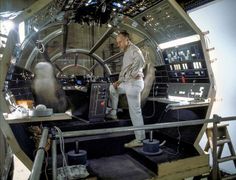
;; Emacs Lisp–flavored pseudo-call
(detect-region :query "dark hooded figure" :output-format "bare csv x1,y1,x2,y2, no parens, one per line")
32,62,68,113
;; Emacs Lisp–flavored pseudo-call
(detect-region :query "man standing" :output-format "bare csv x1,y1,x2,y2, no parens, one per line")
106,30,146,148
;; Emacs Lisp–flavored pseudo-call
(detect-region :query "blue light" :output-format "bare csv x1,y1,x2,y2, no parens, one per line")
112,2,124,8
86,0,97,6
123,0,130,3
76,80,82,85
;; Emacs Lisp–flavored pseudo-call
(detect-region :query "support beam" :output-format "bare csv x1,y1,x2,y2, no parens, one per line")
30,128,49,180
50,49,111,75
89,27,114,54
62,24,68,56
52,140,57,180
91,39,146,70
41,50,62,73
89,51,123,72
58,117,225,138
0,30,33,169
104,52,123,64
0,113,33,169
212,115,220,180
89,63,99,72
74,53,79,66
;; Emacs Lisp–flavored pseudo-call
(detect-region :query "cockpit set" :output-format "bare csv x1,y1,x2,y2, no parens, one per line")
0,0,218,179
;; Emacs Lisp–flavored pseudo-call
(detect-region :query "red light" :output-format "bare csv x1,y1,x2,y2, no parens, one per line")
100,101,105,106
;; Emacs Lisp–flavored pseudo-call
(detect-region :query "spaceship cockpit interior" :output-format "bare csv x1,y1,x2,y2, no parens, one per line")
0,0,218,179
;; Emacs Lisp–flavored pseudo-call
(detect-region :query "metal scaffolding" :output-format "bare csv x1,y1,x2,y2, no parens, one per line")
28,114,236,180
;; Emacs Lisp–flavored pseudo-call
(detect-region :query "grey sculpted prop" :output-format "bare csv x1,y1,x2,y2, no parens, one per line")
32,62,68,113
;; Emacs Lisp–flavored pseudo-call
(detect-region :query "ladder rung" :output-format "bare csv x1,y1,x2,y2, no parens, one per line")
222,174,236,180
217,139,231,146
207,123,229,129
218,156,236,163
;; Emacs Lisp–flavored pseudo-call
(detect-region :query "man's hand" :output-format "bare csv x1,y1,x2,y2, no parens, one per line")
113,81,121,89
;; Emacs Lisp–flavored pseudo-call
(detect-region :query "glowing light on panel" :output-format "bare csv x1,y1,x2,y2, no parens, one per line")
159,34,200,50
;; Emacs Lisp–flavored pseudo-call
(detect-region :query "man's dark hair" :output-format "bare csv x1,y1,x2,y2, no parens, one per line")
118,30,130,40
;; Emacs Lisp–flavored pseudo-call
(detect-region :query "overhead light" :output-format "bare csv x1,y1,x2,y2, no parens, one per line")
1,20,14,34
0,20,14,48
19,21,25,43
85,0,96,6
123,0,129,3
159,34,200,49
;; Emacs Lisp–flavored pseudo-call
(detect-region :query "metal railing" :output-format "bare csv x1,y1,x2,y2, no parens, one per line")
29,128,49,180
29,114,236,180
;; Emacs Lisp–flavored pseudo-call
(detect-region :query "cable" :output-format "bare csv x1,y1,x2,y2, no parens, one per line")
162,109,181,156
157,105,169,123
44,150,49,180
175,109,181,155
54,126,69,179
55,126,67,167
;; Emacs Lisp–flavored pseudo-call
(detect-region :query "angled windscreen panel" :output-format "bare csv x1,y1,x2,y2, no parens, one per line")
134,0,196,44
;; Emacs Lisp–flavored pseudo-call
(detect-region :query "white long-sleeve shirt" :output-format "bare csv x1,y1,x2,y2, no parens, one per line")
118,42,145,82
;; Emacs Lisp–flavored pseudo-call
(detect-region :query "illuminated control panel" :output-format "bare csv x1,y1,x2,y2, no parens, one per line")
149,41,210,104
163,41,204,63
167,83,210,100
163,41,209,84
88,83,108,121
59,75,109,93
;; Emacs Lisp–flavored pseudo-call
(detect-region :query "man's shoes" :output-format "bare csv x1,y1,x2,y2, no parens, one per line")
105,113,117,120
124,139,143,148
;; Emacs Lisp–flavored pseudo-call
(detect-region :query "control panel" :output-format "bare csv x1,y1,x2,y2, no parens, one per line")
167,83,210,100
149,41,210,105
88,82,108,122
163,41,209,84
5,65,34,101
59,75,109,93
59,75,109,122
163,41,204,63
